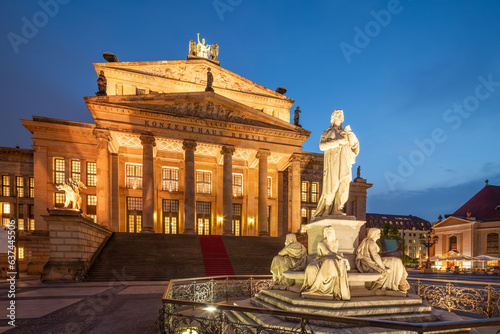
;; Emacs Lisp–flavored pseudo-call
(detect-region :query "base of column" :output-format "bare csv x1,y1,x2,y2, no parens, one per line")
183,230,196,235
222,232,234,236
258,232,269,236
140,227,155,233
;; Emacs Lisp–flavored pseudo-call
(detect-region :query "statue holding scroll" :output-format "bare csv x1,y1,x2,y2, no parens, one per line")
312,109,359,219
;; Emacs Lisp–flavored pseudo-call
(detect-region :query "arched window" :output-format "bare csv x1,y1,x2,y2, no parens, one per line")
449,236,457,252
487,233,499,254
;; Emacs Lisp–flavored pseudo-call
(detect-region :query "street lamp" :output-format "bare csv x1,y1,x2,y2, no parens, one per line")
419,231,438,274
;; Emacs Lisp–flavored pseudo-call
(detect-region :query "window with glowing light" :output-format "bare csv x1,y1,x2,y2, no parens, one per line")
127,197,143,233
2,175,10,196
232,203,242,236
163,199,179,234
29,177,34,198
55,192,65,208
126,164,143,189
162,167,179,192
301,181,309,202
232,174,243,197
311,182,319,203
267,177,272,198
196,171,212,194
87,195,96,218
87,162,97,186
71,160,81,183
196,201,211,235
54,158,65,184
16,177,24,197
449,236,457,252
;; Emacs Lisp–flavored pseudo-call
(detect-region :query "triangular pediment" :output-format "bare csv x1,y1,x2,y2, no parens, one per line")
433,216,475,229
93,59,294,123
85,92,307,135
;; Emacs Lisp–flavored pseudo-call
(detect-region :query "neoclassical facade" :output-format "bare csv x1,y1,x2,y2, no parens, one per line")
1,54,371,273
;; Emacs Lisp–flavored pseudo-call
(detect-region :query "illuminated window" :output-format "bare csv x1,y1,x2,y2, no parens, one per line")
18,219,24,230
87,215,96,223
71,160,81,182
267,205,271,234
196,201,211,235
301,181,309,202
487,233,499,254
3,203,10,214
196,171,211,194
163,199,179,234
267,177,272,198
2,175,11,196
55,192,66,208
311,182,319,203
301,208,307,217
16,177,24,198
54,158,65,184
29,205,34,230
87,162,97,187
301,207,308,225
18,247,24,260
232,203,242,236
127,197,143,233
232,174,243,197
29,177,34,198
87,195,96,217
162,167,179,192
126,164,143,189
87,194,97,206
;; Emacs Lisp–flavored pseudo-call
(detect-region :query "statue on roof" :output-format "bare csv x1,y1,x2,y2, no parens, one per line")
96,70,107,96
188,34,219,60
294,107,301,127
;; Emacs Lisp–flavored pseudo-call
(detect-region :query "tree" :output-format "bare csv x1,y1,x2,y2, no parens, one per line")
380,223,401,240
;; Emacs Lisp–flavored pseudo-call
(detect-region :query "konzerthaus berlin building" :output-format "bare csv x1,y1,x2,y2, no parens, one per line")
1,50,371,273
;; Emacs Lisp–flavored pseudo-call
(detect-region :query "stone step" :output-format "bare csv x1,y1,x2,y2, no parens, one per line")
255,290,436,319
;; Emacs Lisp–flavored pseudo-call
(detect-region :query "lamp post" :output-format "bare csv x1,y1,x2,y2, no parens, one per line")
419,231,438,274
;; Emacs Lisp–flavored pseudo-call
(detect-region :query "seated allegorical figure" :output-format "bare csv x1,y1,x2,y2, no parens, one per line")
270,234,307,287
301,226,351,300
355,228,410,292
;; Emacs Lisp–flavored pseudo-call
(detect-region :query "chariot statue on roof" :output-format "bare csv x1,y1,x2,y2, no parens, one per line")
188,33,219,60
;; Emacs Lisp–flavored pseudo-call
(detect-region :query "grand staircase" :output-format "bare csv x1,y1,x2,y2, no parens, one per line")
87,233,284,281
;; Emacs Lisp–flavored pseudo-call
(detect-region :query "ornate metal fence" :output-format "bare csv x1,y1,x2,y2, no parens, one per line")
408,278,500,318
158,275,500,333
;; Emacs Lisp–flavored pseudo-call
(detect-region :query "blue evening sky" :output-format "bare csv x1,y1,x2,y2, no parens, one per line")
1,0,499,222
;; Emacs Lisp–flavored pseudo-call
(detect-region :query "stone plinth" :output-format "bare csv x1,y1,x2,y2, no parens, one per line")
305,216,365,269
42,209,112,282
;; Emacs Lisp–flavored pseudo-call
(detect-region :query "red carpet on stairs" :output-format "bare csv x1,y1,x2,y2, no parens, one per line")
199,235,235,276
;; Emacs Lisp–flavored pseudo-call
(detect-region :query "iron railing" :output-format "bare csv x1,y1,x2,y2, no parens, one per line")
158,275,500,333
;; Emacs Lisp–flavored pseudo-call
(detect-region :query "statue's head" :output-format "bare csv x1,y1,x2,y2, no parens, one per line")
202,38,206,44
367,228,381,241
331,109,344,127
323,226,336,239
285,233,297,246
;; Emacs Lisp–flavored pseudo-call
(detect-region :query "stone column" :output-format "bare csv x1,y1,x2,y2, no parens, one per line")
182,140,197,234
93,129,111,228
140,134,156,233
110,153,119,232
221,145,235,235
32,145,48,231
291,156,302,234
257,149,271,236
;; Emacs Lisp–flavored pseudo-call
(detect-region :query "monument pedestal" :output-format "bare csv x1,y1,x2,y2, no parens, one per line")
42,209,112,282
304,216,365,269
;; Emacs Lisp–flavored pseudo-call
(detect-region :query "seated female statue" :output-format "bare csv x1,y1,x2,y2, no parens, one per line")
301,226,351,300
270,233,307,286
355,228,410,292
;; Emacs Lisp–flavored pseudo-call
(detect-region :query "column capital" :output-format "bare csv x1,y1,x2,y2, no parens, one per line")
220,145,235,156
140,134,156,147
290,153,305,163
256,149,271,159
93,128,111,141
182,140,197,151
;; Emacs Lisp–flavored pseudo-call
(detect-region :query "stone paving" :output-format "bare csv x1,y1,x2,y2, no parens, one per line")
0,271,499,333
0,274,166,334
